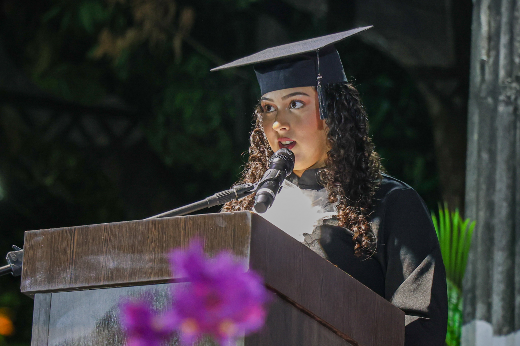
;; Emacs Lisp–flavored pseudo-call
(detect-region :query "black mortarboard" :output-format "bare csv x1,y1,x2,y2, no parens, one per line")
211,26,372,119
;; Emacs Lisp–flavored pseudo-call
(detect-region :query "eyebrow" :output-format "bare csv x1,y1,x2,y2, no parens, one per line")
260,91,310,102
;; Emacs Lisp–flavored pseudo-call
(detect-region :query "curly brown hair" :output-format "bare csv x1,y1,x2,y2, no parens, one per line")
222,82,382,257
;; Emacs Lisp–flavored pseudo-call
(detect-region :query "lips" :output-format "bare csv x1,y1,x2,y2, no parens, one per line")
278,138,296,150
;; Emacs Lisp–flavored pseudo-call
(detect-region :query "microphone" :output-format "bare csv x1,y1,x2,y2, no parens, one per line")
254,148,295,213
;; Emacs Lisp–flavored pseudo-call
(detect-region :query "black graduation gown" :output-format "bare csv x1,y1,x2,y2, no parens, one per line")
287,170,448,346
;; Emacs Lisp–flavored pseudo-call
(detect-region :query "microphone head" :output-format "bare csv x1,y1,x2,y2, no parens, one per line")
253,193,271,213
269,148,295,173
253,149,295,213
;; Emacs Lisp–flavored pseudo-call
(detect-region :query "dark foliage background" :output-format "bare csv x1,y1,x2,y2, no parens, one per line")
0,0,450,344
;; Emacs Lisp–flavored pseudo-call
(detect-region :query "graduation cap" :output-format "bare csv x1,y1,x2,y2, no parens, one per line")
211,26,372,119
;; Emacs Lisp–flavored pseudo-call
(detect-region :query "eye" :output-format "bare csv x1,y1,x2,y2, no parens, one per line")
289,100,304,109
262,103,276,113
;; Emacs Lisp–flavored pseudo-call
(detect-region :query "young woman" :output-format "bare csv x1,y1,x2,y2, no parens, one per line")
215,27,448,346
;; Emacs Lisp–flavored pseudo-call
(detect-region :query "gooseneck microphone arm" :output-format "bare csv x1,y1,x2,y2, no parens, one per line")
146,148,294,219
0,183,258,280
145,183,258,219
1,184,259,279
1,150,294,280
0,265,11,277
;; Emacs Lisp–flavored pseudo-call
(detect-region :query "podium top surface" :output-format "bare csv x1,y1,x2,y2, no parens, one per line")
22,212,254,292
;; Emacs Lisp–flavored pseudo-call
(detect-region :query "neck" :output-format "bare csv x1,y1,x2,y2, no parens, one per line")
293,164,326,178
293,169,305,177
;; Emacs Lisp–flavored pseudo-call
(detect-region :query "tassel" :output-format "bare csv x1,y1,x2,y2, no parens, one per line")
316,49,328,119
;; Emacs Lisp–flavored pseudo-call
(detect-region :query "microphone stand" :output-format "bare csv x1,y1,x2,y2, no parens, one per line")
144,183,258,220
0,245,23,277
0,184,258,279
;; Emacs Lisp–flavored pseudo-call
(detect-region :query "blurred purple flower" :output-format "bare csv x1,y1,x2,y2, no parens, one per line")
120,239,270,346
120,300,176,346
169,239,270,345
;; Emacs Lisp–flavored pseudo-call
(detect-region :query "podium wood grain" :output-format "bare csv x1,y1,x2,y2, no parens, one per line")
22,213,252,292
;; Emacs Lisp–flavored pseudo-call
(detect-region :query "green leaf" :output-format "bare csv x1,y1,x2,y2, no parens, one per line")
431,203,476,346
450,209,458,283
446,279,463,346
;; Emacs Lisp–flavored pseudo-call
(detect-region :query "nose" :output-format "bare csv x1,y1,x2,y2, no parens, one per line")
272,109,290,132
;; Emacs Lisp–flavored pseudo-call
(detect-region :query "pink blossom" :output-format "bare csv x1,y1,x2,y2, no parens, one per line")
120,300,177,346
169,239,270,345
120,239,270,346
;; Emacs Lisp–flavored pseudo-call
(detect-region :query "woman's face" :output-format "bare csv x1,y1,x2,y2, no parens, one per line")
260,86,328,177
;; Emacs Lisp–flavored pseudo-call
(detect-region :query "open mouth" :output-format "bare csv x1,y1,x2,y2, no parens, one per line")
278,140,296,150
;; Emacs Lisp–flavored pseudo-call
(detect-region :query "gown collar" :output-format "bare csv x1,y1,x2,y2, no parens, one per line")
286,168,325,190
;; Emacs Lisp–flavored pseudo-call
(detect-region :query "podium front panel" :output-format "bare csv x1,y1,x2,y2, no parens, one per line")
31,284,353,346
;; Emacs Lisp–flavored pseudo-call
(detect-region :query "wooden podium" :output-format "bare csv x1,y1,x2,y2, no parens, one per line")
21,212,404,346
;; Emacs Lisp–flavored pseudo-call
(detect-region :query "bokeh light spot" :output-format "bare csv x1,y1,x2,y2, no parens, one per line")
0,312,14,336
